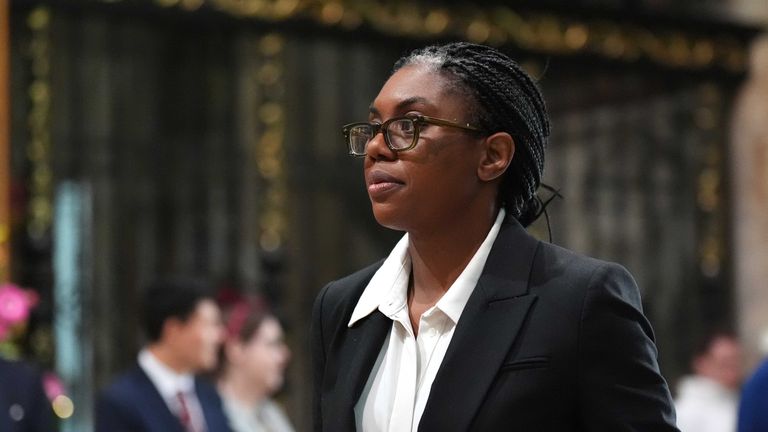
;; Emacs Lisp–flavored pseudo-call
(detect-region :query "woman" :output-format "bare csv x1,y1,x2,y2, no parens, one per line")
311,42,679,431
217,297,294,432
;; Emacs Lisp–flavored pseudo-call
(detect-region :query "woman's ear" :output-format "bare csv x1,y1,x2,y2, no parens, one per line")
478,132,514,182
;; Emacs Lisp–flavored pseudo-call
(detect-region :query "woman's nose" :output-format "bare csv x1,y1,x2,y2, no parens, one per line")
365,130,396,161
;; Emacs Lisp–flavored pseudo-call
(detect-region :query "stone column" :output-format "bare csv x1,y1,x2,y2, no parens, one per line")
731,34,768,369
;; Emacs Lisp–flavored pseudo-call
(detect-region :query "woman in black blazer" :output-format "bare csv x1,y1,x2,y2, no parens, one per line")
312,42,679,431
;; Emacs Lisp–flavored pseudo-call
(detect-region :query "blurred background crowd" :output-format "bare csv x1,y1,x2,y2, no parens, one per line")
0,0,767,431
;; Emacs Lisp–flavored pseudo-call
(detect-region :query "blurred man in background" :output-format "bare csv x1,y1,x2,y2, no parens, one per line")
96,277,231,432
0,356,53,432
675,331,743,432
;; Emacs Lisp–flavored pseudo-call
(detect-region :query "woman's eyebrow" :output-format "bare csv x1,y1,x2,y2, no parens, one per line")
369,96,434,116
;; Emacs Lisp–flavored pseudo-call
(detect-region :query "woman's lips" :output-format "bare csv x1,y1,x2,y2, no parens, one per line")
366,170,404,197
368,182,401,195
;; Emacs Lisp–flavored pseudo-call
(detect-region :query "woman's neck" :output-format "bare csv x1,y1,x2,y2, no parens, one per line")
406,204,499,332
218,370,268,407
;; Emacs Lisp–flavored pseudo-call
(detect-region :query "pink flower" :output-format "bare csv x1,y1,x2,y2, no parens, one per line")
0,283,37,325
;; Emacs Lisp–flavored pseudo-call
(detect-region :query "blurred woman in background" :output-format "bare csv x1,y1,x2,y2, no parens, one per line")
217,296,293,432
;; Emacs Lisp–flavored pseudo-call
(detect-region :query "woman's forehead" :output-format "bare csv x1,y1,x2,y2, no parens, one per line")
371,65,458,114
381,65,448,97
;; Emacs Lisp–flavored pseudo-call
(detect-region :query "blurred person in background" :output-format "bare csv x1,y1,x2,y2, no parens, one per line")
738,354,768,432
217,295,293,432
0,282,54,432
0,356,54,432
96,276,231,432
675,330,743,432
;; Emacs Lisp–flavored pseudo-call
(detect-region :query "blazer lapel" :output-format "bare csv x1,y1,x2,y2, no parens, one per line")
195,379,227,432
324,309,391,431
418,219,541,432
133,367,185,432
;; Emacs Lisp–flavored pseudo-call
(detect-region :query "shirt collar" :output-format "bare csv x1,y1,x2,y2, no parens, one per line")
348,209,506,327
138,348,196,398
348,234,411,326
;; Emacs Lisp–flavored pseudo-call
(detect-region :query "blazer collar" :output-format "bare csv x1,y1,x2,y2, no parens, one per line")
418,217,541,431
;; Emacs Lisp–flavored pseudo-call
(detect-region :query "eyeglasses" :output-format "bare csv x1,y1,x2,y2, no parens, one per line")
342,115,481,157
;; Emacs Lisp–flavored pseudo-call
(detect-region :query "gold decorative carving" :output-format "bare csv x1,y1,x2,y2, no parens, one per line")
26,6,52,242
254,34,287,252
696,83,724,278
148,0,750,72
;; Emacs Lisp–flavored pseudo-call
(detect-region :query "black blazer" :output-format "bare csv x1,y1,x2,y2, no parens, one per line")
95,365,231,432
0,357,54,432
312,218,679,431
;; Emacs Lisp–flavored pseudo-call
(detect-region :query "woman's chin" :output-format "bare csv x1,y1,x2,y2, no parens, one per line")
371,208,409,232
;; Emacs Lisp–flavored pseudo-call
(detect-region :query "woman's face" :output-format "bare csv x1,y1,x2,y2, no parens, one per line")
236,317,291,395
364,64,486,233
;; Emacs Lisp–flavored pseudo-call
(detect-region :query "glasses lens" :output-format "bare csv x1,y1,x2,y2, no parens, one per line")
386,119,416,150
348,125,373,155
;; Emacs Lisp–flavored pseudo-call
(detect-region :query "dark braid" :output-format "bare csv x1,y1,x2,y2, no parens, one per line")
393,42,550,226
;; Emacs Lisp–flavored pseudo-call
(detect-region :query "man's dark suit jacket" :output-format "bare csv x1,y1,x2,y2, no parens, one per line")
312,218,679,431
95,365,231,432
0,357,54,432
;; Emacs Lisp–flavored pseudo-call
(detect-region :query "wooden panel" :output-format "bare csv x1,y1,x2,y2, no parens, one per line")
0,0,9,282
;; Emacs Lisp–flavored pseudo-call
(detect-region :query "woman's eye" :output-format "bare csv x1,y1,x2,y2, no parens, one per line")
390,120,415,135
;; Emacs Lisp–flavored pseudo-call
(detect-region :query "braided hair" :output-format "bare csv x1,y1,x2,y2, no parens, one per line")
393,42,550,226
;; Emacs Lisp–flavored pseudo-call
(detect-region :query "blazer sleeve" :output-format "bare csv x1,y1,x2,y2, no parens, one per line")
576,262,679,431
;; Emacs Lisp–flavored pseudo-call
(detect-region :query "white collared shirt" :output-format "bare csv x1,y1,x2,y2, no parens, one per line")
350,209,506,432
138,348,207,432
